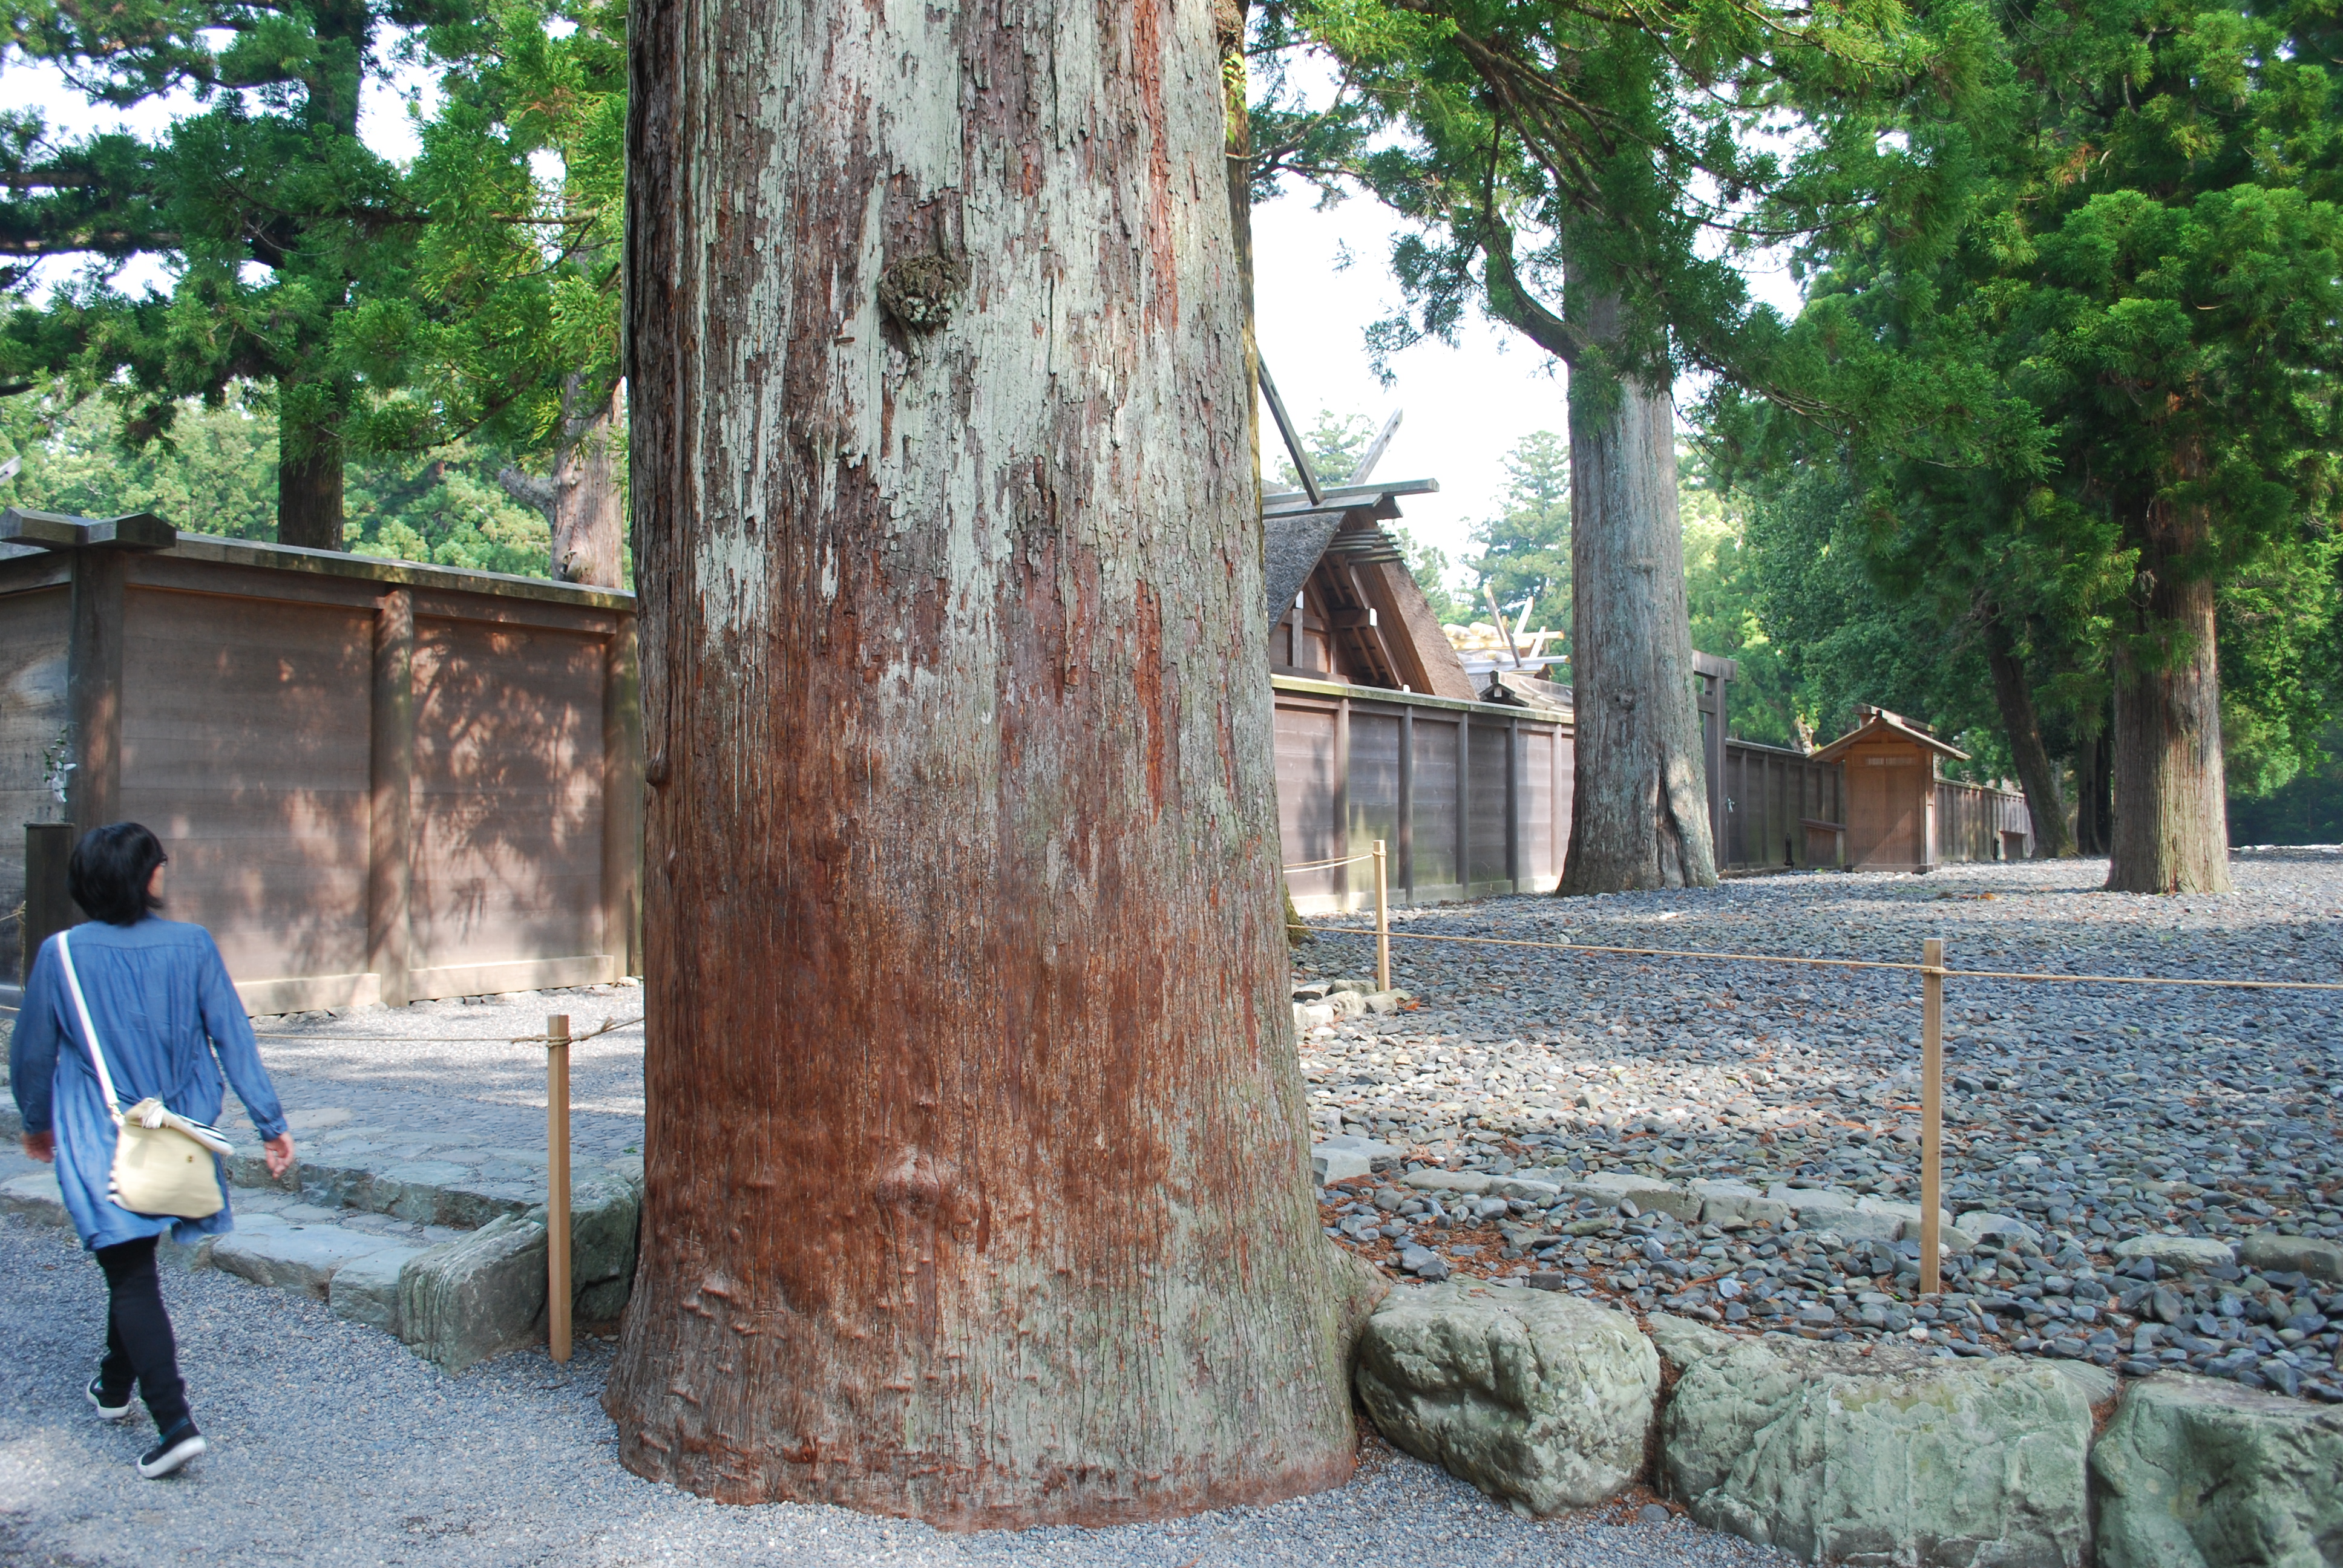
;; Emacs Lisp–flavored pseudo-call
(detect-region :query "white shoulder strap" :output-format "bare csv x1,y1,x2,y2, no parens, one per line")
54,929,126,1129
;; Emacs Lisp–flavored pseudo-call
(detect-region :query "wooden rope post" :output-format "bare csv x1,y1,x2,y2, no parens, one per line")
1373,839,1391,993
1920,939,1944,1297
548,1013,572,1364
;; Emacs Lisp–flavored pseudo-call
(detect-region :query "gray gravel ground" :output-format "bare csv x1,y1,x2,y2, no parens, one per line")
1298,850,2343,1397
0,1217,1786,1568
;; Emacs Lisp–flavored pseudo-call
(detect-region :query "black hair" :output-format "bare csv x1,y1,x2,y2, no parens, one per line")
68,822,168,926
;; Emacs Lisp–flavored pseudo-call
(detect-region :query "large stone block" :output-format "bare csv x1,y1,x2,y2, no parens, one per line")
1355,1279,1658,1515
2091,1371,2343,1568
2112,1235,2236,1274
0,1171,65,1227
328,1243,426,1336
210,1224,401,1299
1312,1135,1401,1184
1567,1171,1700,1222
397,1213,548,1373
524,1172,641,1325
1692,1179,1791,1228
1404,1171,1494,1197
2236,1230,2343,1285
1651,1312,2100,1567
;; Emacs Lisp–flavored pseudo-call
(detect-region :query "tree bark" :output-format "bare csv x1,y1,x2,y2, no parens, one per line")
2075,717,2112,855
608,0,1364,1525
500,374,629,586
1979,607,2075,858
2106,492,2229,892
276,417,346,550
1555,293,1716,892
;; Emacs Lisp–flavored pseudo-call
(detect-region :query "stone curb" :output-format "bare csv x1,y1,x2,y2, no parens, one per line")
1352,1283,2339,1566
1,1156,640,1374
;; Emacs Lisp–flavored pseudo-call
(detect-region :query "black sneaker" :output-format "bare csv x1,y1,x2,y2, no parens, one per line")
85,1376,133,1422
137,1420,205,1479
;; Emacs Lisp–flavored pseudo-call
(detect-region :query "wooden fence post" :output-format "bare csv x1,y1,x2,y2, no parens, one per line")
547,1014,572,1363
1372,839,1390,993
1920,939,1944,1296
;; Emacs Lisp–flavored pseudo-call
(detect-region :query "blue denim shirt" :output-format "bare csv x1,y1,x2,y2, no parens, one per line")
11,918,288,1251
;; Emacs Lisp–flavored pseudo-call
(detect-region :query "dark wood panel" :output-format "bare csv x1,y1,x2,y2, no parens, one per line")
1469,722,1509,884
119,589,374,984
0,586,70,973
1408,716,1459,890
1274,702,1339,898
1348,711,1401,859
409,617,607,969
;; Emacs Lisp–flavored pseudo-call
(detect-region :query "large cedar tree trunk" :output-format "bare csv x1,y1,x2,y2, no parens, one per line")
607,0,1365,1524
1557,293,1716,892
1979,609,2075,858
276,419,346,550
2107,498,2230,892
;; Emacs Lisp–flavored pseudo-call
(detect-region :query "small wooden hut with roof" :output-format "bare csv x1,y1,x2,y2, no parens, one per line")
1810,705,1971,873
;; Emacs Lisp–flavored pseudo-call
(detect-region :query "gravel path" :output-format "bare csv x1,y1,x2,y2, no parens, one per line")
0,1217,1784,1568
1296,850,2343,1399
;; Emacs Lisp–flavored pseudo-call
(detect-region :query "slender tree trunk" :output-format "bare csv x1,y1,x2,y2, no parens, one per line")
502,377,628,586
275,418,346,550
2107,494,2230,893
1556,295,1715,892
549,376,626,586
1979,609,2075,858
608,0,1365,1524
2075,718,2113,855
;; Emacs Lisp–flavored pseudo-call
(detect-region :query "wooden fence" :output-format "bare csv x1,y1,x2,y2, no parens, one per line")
1938,777,2034,863
1,517,641,1011
1718,738,1849,871
1274,676,1570,912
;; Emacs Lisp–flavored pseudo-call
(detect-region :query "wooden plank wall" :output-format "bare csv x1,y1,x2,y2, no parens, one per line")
408,617,607,995
0,586,69,972
1274,703,1340,904
1276,680,1567,912
1,538,640,1009
1408,714,1460,895
1937,779,2030,863
118,589,374,988
1720,739,1846,870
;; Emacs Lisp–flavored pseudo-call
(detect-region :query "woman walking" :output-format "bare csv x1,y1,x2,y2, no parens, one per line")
11,823,295,1478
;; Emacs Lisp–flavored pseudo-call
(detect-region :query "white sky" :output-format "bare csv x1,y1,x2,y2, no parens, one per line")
3,45,1803,576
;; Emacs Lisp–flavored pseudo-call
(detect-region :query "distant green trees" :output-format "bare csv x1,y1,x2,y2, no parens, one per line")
0,387,559,577
1720,0,2343,886
0,0,626,579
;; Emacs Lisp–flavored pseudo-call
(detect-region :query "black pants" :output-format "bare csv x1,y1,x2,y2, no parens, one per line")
95,1237,190,1432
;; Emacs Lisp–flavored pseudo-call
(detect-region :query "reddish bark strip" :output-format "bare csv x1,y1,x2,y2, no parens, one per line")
609,0,1363,1526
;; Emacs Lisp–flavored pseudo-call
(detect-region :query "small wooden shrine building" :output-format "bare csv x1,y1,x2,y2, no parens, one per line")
1810,704,2027,872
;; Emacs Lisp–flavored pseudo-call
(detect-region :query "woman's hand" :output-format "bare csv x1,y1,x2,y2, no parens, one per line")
263,1133,295,1178
21,1132,53,1163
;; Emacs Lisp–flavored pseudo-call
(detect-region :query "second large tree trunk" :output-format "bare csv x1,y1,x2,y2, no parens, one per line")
1558,294,1716,893
2107,497,2230,893
1980,609,2076,858
607,0,1365,1526
276,416,346,550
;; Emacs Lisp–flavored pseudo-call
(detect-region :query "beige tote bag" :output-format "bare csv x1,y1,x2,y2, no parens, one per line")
56,928,236,1221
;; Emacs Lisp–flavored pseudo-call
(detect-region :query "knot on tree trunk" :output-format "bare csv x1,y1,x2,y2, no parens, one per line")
878,250,970,333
